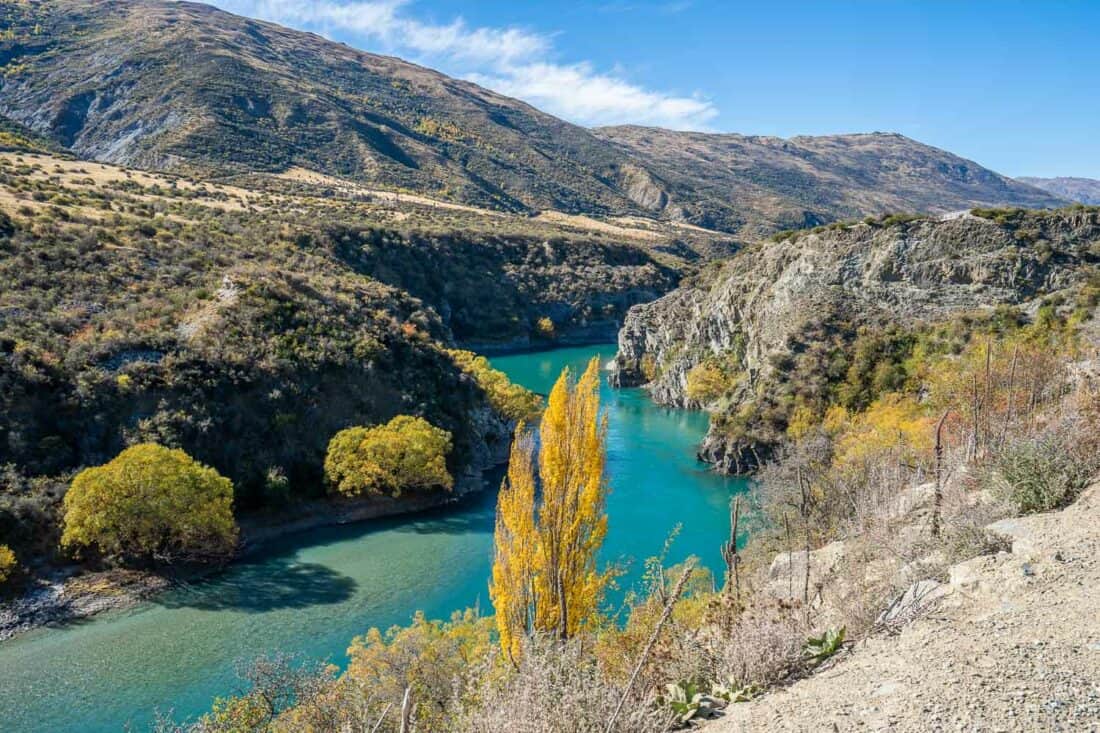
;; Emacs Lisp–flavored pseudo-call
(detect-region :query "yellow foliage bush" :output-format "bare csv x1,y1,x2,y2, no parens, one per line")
785,404,818,440
535,316,556,338
447,349,543,421
832,393,933,469
345,609,495,730
324,416,453,498
0,544,16,585
61,444,238,563
685,359,739,406
821,404,851,435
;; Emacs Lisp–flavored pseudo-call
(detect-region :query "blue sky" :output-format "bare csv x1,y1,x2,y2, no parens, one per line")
211,1,1100,178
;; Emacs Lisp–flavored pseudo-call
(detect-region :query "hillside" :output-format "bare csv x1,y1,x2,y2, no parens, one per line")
0,0,1066,236
612,207,1100,472
0,147,688,569
598,126,1065,237
1019,176,1100,205
0,113,69,156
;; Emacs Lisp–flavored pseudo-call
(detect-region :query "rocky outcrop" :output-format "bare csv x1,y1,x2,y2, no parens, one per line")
617,163,671,211
612,208,1100,473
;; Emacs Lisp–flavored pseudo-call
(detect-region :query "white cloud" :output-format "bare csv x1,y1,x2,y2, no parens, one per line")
221,0,548,65
471,63,717,129
209,0,718,130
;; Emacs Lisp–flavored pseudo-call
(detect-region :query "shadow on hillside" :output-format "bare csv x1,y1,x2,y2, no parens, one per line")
155,558,357,612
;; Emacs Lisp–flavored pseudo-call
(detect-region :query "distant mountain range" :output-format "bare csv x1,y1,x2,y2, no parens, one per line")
0,0,1066,236
1018,177,1100,206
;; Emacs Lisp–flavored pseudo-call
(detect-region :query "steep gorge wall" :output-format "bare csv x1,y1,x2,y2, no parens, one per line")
612,209,1100,473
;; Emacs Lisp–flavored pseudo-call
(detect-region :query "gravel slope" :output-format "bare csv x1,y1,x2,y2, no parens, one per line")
709,484,1100,732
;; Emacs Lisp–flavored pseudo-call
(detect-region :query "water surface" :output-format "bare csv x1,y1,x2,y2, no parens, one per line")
0,345,746,732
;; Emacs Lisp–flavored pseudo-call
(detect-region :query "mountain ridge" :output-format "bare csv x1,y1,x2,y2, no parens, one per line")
1019,176,1100,205
0,0,1066,236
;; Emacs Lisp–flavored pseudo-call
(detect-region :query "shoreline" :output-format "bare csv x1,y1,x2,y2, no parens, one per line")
0,464,501,644
457,331,618,356
0,340,620,643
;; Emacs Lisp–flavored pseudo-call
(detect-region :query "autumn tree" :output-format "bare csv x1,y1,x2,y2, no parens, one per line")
490,357,610,659
491,426,538,662
447,349,543,421
61,444,238,564
0,544,16,585
325,415,453,497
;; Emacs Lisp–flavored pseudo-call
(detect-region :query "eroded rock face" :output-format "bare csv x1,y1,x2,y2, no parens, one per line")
617,163,670,212
611,209,1100,473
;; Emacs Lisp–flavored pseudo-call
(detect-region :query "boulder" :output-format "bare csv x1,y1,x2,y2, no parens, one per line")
766,540,847,602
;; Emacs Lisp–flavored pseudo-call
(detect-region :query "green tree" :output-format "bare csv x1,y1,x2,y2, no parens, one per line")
325,416,453,498
61,444,238,564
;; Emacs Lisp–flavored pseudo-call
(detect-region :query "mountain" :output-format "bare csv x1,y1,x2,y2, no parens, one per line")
597,126,1066,237
0,0,1066,236
611,206,1100,473
1018,176,1100,205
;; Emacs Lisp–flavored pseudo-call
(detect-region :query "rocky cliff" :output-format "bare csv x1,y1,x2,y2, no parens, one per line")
612,208,1100,473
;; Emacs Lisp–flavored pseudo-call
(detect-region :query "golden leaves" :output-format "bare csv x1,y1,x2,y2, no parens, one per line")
324,416,453,498
490,357,611,658
61,443,237,562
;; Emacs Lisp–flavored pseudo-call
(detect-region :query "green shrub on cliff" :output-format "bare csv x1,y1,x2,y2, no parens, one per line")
61,444,238,564
983,437,1097,514
325,416,453,498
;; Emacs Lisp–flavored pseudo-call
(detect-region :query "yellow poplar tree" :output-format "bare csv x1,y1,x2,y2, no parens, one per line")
490,357,610,658
490,425,537,663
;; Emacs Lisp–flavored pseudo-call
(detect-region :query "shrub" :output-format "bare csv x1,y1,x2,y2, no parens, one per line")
803,627,845,665
832,393,932,471
785,404,817,440
535,316,556,339
195,654,335,733
983,437,1094,514
263,466,291,506
943,525,1012,564
61,444,238,564
345,609,494,731
324,416,453,497
685,358,740,407
453,634,672,733
447,349,542,421
0,544,16,584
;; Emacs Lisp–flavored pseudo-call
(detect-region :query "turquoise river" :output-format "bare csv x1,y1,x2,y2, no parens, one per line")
0,345,747,732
